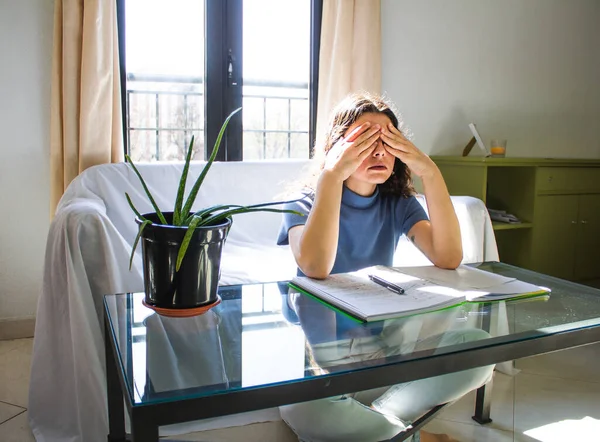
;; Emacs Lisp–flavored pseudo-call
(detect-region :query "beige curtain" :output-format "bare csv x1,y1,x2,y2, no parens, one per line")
50,0,124,216
316,0,381,143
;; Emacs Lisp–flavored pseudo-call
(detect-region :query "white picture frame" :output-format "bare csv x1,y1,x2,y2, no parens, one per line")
468,123,491,157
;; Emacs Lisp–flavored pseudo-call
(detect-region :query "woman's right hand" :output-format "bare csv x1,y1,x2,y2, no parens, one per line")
323,122,381,182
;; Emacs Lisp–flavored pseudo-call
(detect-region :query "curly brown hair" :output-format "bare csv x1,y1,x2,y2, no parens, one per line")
305,92,415,198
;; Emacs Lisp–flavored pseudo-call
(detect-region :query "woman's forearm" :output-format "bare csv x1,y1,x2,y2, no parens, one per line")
295,171,344,278
421,167,463,268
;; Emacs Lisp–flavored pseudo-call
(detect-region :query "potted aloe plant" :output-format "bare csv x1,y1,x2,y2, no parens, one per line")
125,108,300,313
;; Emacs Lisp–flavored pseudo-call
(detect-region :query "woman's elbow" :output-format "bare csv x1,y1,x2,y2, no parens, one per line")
432,249,463,270
302,269,331,279
296,257,332,280
298,263,331,279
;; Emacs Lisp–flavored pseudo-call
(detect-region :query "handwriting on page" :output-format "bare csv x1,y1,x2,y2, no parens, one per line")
307,274,462,315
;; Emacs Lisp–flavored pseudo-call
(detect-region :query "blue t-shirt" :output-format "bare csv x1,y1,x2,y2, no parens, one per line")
277,185,429,275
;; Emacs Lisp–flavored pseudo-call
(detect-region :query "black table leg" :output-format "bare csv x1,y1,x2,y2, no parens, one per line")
472,303,494,424
472,380,493,424
105,319,127,442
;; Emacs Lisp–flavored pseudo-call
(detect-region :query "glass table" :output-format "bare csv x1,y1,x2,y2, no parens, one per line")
104,262,600,441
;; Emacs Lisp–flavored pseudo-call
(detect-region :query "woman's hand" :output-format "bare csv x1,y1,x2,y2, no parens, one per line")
293,123,380,279
380,123,437,179
382,123,462,269
324,122,381,182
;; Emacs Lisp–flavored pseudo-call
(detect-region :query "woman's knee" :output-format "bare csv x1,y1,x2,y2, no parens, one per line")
441,328,492,346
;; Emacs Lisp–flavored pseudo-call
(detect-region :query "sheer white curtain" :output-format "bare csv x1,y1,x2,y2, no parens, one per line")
50,0,124,215
316,0,381,142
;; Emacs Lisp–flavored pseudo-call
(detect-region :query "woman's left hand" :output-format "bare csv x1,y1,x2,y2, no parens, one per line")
380,123,437,179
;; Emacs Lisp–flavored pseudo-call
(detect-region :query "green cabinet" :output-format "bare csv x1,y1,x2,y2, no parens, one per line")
531,195,578,280
430,157,600,283
574,194,600,281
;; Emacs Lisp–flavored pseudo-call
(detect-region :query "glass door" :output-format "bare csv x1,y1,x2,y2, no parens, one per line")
242,0,311,160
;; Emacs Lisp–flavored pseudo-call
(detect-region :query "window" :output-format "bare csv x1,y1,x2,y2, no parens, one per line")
118,0,322,162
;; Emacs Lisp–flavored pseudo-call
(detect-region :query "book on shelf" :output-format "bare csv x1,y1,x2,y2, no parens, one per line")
289,265,550,322
487,208,522,224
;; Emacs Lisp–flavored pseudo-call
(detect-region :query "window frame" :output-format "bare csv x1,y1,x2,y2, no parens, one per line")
117,0,322,161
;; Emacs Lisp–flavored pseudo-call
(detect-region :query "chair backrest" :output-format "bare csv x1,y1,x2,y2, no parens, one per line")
57,159,314,247
394,194,498,265
58,159,497,263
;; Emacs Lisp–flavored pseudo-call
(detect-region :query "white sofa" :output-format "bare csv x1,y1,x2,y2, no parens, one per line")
29,159,499,442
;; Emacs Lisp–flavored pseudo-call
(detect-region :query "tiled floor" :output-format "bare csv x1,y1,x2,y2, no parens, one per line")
2,338,599,441
0,338,35,442
424,342,600,442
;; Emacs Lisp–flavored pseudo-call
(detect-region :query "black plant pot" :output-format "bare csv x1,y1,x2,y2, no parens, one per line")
137,212,232,310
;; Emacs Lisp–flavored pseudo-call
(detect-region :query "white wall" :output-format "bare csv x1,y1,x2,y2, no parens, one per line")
0,0,53,320
382,0,600,158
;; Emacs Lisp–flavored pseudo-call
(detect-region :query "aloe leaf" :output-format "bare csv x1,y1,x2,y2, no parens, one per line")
129,220,151,270
237,196,306,210
173,135,196,226
198,207,303,227
176,215,204,271
125,192,149,221
125,155,168,225
183,197,305,226
181,107,242,218
184,204,243,225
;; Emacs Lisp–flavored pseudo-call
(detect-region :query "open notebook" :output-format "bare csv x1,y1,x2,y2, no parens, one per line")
289,265,550,322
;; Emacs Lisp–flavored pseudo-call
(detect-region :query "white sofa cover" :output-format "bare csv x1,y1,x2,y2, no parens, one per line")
29,159,499,442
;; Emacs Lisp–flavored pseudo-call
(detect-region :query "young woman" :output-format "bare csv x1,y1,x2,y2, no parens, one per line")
277,93,494,442
279,93,462,279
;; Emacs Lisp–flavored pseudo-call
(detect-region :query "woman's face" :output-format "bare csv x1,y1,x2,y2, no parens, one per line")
343,112,396,195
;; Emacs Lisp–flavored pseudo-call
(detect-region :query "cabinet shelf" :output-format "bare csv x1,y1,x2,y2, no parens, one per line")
431,156,600,282
492,221,533,231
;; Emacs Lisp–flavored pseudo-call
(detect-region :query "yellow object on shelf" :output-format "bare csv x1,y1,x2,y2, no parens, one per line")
490,139,507,157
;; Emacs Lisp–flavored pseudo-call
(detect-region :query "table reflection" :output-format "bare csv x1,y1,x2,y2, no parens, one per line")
283,287,490,376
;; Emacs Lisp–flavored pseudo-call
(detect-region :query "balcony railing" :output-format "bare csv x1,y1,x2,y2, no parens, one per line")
126,73,309,161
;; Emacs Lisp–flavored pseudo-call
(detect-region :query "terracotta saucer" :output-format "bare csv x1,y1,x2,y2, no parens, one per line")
142,295,222,318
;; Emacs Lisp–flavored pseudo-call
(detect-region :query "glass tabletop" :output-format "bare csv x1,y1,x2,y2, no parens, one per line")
104,262,600,406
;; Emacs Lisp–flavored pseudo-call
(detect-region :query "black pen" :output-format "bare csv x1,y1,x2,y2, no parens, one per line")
368,274,405,295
